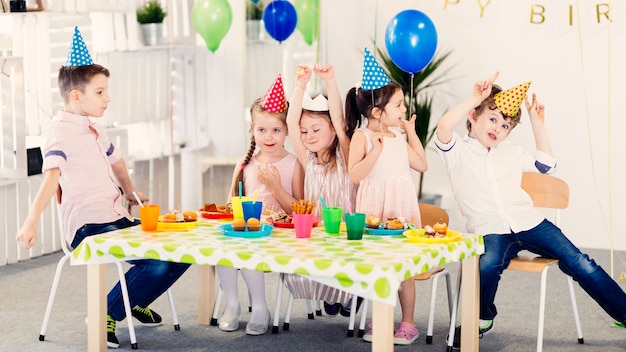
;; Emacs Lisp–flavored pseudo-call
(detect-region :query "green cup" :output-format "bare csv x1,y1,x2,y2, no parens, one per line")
322,207,343,235
345,212,366,240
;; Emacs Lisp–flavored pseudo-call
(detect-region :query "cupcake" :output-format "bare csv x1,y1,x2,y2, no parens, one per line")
247,218,261,231
231,219,246,231
366,215,381,229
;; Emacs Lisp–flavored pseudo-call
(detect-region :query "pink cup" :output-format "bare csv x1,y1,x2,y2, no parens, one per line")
293,213,315,238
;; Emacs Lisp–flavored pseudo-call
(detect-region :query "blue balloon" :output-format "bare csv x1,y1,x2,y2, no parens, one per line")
263,0,297,42
385,10,438,73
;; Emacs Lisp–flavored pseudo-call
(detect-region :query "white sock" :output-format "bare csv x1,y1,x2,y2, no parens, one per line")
216,266,240,319
241,269,268,325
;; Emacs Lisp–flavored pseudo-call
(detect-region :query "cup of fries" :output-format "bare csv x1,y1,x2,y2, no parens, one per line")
292,200,316,239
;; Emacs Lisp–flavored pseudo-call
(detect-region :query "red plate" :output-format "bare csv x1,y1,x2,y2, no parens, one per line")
268,217,320,228
199,209,234,220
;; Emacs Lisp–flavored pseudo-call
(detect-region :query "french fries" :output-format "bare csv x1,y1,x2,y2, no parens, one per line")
291,199,316,215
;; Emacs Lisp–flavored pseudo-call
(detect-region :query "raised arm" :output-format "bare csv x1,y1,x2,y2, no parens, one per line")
16,168,60,249
524,92,553,156
287,65,313,167
401,114,427,172
437,71,500,143
314,63,350,161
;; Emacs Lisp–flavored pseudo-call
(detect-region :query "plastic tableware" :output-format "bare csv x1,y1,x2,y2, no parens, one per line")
230,196,251,219
293,213,315,238
139,204,160,231
344,212,366,240
322,206,342,235
242,201,263,222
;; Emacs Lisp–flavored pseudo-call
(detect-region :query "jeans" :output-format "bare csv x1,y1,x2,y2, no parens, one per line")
72,218,190,321
480,219,626,323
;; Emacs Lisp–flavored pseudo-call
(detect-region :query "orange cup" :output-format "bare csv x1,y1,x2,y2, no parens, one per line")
139,204,160,231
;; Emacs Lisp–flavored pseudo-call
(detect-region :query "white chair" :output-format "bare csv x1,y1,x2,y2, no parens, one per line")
38,187,179,349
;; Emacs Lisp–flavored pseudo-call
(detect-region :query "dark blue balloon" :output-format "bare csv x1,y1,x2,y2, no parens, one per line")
385,10,438,73
263,0,297,42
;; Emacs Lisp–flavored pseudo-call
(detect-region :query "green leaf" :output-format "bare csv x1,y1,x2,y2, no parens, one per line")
136,0,167,24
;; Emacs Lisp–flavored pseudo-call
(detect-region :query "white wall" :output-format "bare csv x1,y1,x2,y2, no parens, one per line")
321,0,625,251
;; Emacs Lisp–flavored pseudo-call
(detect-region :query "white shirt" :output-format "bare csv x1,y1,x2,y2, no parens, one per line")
434,132,557,235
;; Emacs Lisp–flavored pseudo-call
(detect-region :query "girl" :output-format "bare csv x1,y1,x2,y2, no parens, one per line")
345,51,427,345
284,63,359,316
216,76,305,336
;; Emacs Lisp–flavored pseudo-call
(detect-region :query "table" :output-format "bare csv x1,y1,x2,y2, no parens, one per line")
71,219,484,351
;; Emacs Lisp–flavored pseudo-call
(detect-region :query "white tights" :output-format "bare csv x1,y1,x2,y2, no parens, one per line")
216,266,268,324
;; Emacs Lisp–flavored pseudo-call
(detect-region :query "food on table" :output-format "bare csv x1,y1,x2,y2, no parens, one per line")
365,215,381,229
203,203,232,214
217,204,232,214
291,199,316,215
231,219,246,231
161,213,177,223
203,203,218,212
270,209,293,223
246,218,261,231
384,217,405,230
183,211,198,222
433,219,448,234
423,225,447,238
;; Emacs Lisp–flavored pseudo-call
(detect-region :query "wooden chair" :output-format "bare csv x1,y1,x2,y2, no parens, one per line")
39,187,179,349
357,203,455,343
506,172,583,351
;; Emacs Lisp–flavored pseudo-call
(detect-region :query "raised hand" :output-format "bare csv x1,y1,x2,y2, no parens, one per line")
524,92,545,122
295,65,312,89
473,71,500,100
313,63,334,81
400,114,417,135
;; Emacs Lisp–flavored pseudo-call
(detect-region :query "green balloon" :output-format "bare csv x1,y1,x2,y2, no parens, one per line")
294,0,319,46
191,0,232,53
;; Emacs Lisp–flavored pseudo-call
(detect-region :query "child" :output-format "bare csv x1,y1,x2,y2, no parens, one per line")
345,48,427,345
216,75,305,335
15,27,190,349
284,63,359,316
434,72,626,342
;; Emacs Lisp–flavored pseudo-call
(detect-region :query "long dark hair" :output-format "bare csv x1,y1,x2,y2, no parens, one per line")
344,81,403,138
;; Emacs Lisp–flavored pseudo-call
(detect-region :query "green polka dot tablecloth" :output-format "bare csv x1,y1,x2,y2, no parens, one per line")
71,219,484,306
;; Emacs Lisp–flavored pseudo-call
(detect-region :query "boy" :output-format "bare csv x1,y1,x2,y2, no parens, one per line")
434,72,626,343
15,27,189,348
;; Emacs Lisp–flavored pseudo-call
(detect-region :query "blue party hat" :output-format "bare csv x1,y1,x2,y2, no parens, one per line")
361,48,390,90
65,26,93,67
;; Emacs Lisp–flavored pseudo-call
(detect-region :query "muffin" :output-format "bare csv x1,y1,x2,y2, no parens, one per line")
162,213,177,223
366,215,381,229
247,218,261,231
231,219,246,231
183,211,198,222
385,218,404,230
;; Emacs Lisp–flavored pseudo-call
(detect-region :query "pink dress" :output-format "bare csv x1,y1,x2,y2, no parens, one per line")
243,153,298,213
354,127,421,226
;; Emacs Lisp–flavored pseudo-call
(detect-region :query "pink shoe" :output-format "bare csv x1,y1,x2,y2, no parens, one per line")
362,322,373,342
393,321,419,345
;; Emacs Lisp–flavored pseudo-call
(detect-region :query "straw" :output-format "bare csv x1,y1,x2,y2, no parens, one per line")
132,191,144,207
344,197,352,215
238,181,242,199
253,191,258,204
319,196,328,209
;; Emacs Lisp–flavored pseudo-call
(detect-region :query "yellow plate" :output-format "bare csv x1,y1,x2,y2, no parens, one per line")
157,217,198,230
403,228,462,244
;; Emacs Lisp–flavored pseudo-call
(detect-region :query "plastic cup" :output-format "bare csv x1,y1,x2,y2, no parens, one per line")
139,204,160,231
230,196,251,219
293,213,315,239
322,207,343,235
345,212,366,240
242,201,263,222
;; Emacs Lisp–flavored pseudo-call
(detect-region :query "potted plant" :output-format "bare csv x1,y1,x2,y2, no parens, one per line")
136,0,167,46
376,47,456,204
246,0,264,40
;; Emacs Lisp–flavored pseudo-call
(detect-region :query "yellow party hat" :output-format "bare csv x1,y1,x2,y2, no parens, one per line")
493,81,531,116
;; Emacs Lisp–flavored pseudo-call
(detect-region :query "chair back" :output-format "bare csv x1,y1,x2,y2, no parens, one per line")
55,186,72,255
520,172,569,209
419,203,449,227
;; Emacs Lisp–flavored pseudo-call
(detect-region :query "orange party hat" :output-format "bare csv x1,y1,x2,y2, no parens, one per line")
493,81,531,116
261,74,287,113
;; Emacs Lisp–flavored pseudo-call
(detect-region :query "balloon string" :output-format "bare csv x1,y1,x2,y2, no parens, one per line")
409,73,414,118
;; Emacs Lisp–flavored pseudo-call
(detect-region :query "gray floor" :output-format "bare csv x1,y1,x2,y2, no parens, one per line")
1,248,625,351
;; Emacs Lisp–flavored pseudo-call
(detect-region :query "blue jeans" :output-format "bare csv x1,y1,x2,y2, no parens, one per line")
72,218,190,321
480,219,626,323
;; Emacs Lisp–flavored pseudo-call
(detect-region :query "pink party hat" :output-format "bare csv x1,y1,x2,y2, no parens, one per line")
261,75,287,113
494,81,531,116
65,26,93,66
361,47,390,90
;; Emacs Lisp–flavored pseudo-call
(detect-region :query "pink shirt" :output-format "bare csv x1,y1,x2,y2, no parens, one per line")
42,110,132,248
243,153,298,213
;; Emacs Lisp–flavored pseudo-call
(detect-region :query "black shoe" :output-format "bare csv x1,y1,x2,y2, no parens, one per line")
340,297,363,317
323,301,341,316
131,306,162,326
446,321,494,349
107,315,120,349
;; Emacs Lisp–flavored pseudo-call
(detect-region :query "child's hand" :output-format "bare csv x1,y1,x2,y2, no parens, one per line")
16,226,37,249
126,190,148,206
371,132,384,153
400,114,417,135
524,93,545,122
313,63,334,80
295,65,312,89
473,71,499,100
256,163,281,189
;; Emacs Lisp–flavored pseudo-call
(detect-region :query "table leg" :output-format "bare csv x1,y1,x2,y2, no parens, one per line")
372,300,394,352
460,255,479,351
87,264,107,352
197,265,216,325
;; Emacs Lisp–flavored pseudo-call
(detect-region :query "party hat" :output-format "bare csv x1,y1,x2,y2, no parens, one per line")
261,74,287,113
65,26,93,67
361,47,391,90
494,81,531,116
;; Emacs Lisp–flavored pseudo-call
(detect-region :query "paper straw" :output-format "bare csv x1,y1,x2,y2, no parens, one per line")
319,196,328,209
238,181,242,199
344,197,353,215
132,191,144,207
253,191,258,204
